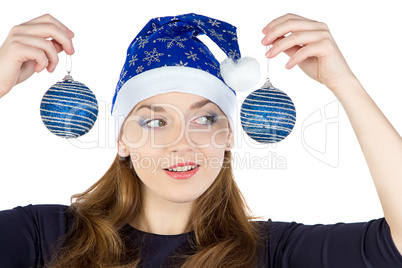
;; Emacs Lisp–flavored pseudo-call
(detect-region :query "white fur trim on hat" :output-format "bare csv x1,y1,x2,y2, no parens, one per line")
220,57,260,92
111,66,236,141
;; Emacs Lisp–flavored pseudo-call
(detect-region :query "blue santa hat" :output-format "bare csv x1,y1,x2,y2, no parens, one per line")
111,13,260,140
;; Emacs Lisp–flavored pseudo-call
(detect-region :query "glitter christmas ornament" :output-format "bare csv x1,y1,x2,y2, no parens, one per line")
240,46,296,143
40,55,98,139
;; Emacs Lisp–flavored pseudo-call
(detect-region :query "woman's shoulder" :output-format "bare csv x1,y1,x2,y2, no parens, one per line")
0,204,73,267
253,218,402,267
10,203,70,212
253,217,391,243
3,204,72,225
0,204,73,241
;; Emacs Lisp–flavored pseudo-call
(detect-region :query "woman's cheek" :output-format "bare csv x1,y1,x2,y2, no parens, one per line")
210,127,230,149
189,125,229,149
122,119,148,146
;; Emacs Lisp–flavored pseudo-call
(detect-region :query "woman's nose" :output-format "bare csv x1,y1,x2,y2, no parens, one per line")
165,120,196,153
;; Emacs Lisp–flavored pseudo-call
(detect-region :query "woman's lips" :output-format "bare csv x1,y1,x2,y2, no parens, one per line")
166,162,197,169
163,165,200,180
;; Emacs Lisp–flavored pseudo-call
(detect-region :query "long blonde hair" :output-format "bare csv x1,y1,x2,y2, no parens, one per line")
49,151,263,267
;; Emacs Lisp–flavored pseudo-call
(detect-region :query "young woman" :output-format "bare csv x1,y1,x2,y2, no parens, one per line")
0,13,401,268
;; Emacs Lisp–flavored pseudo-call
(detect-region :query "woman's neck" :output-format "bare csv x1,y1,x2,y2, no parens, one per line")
130,187,194,235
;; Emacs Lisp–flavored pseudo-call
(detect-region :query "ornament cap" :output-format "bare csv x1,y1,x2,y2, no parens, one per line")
261,77,274,89
62,74,74,82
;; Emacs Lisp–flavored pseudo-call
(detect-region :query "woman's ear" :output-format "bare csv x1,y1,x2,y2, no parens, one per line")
225,132,234,151
117,140,130,157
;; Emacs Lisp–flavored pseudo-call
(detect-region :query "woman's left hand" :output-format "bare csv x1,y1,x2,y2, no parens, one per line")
263,14,402,255
261,13,356,93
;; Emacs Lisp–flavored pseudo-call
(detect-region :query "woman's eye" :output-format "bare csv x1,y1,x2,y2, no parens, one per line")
193,115,216,126
145,119,166,128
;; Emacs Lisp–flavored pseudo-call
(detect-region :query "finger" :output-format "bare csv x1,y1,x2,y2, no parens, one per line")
266,30,331,59
266,44,302,61
10,42,49,72
51,39,63,53
285,41,326,69
22,13,74,38
11,23,74,55
282,46,301,59
11,35,59,72
262,16,328,46
264,36,301,59
262,13,307,34
264,35,285,56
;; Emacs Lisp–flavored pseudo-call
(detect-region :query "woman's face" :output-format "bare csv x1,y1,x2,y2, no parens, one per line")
118,92,233,204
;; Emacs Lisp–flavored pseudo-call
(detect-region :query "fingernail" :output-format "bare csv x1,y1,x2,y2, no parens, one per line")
68,29,75,37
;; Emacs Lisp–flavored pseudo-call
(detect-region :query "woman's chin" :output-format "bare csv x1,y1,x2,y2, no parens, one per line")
162,189,202,204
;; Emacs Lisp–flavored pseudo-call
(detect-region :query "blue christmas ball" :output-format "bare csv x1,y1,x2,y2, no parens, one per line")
240,83,296,143
40,75,98,139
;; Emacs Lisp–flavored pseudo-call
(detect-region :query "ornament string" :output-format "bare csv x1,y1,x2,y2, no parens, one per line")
264,45,273,88
66,54,72,75
64,54,73,81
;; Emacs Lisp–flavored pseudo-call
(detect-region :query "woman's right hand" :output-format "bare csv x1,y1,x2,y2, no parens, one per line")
0,14,75,98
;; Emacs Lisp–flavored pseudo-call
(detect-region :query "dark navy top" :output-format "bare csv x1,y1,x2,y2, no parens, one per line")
0,205,401,267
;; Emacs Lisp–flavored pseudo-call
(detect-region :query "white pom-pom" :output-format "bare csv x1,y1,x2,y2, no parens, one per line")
220,57,260,92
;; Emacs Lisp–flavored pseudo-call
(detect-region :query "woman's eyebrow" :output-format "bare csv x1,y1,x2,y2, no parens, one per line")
134,99,212,113
134,104,166,113
190,99,212,109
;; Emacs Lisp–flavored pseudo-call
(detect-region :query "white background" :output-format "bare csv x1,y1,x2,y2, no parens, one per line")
0,0,400,225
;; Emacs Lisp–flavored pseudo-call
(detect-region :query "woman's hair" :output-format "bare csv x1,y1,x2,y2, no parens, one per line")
49,151,263,267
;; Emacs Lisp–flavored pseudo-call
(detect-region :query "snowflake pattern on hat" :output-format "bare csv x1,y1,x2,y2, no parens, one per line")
111,13,242,112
